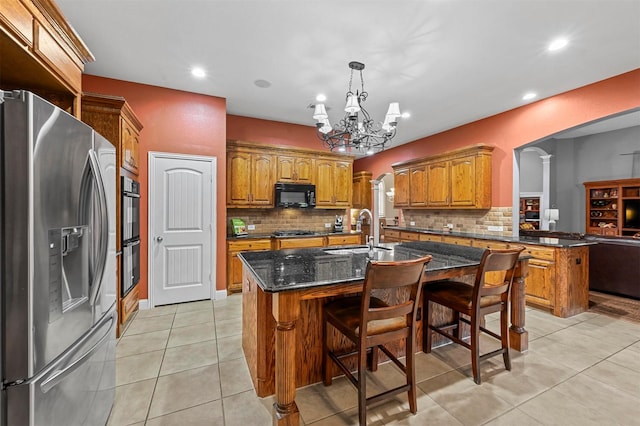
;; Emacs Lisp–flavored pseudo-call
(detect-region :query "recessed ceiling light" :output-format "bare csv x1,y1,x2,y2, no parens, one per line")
191,67,206,78
522,92,537,101
548,38,568,52
254,79,271,88
316,94,327,102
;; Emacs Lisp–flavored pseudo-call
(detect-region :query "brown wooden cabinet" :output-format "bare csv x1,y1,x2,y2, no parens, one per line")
426,161,449,206
315,159,353,208
0,0,94,116
81,93,143,337
227,140,353,209
276,155,314,184
227,149,276,207
273,236,325,250
519,197,541,229
81,93,143,176
409,165,428,207
392,145,493,210
393,169,410,208
227,238,272,293
584,178,640,236
352,171,372,210
450,156,478,206
326,234,361,246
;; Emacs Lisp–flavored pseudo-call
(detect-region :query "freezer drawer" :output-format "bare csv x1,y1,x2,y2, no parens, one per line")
6,307,116,426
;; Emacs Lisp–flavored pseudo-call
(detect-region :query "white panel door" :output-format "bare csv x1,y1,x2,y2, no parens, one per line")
150,153,215,306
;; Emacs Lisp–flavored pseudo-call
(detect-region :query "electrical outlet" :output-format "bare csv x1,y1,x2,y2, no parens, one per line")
487,225,504,232
447,223,454,229
247,224,256,231
409,221,416,226
324,223,332,228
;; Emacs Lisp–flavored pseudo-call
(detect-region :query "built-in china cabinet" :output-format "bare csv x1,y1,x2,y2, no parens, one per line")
584,178,640,236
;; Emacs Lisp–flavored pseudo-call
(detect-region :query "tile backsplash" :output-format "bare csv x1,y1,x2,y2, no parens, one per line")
227,209,349,235
227,207,514,237
400,207,513,236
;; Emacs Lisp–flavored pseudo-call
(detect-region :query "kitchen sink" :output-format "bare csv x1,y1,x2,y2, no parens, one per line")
323,246,391,255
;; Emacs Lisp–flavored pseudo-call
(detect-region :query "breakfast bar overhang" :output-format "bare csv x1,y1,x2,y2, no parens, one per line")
240,241,530,426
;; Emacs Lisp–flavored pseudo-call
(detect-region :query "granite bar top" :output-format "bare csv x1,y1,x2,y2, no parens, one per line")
228,230,362,240
384,226,596,248
238,241,485,293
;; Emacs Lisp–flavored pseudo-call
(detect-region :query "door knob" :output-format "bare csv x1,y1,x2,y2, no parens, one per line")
156,236,164,242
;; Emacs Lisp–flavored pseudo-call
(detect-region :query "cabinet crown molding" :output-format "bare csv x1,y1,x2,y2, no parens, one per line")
227,140,354,161
392,144,494,169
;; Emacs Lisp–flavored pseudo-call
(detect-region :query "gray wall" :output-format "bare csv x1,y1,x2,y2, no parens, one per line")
519,151,544,193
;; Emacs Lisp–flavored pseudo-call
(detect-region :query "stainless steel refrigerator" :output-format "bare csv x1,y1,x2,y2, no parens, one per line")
1,90,116,425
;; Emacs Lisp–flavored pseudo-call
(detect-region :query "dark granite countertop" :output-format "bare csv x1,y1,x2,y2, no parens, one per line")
228,230,362,240
238,241,485,293
384,226,596,248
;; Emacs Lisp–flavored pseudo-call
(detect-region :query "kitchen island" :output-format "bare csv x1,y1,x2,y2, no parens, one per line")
239,241,529,426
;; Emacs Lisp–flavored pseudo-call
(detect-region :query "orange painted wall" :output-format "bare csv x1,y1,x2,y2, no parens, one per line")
82,75,227,299
227,114,321,149
355,69,640,207
81,69,640,301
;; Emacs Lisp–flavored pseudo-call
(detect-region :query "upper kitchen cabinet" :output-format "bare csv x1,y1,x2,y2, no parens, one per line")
227,140,353,209
276,155,314,184
0,0,94,116
316,158,353,208
227,149,275,207
352,171,372,210
393,144,494,210
393,165,427,208
393,168,410,207
81,93,143,175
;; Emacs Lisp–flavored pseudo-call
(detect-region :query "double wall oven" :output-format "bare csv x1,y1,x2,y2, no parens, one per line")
121,176,140,296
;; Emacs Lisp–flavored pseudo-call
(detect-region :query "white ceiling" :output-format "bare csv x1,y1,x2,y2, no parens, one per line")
56,0,640,149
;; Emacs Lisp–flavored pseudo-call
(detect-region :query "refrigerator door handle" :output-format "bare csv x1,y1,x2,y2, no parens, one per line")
39,310,115,394
87,148,109,307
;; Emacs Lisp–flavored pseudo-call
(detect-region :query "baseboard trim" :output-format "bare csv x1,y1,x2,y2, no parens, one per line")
215,289,227,300
138,299,149,310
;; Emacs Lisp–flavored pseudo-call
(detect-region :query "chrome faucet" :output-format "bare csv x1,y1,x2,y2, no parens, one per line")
357,208,375,246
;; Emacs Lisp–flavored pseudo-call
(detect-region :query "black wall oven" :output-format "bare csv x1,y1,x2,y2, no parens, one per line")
121,176,140,296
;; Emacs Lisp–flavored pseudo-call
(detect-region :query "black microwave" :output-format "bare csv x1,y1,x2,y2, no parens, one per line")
275,183,316,208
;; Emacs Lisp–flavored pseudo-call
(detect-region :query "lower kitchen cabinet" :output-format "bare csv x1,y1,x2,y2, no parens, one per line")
326,234,362,246
227,239,272,293
273,236,325,250
120,284,139,328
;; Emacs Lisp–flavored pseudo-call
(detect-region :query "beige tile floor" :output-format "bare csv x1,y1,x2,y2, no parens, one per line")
108,295,640,425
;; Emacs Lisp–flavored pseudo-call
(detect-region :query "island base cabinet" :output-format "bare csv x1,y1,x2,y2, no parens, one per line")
242,265,276,396
525,259,555,310
523,245,589,318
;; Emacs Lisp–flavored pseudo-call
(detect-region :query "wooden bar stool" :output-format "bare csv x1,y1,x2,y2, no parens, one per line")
322,254,432,425
424,247,524,384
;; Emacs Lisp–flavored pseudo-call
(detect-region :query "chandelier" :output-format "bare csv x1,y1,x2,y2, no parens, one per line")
312,61,401,155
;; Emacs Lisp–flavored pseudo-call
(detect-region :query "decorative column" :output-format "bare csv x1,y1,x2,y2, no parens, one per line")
371,178,381,245
272,292,301,426
509,259,529,352
540,154,552,230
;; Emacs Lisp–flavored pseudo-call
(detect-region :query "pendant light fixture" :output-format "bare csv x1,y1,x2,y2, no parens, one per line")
312,61,401,155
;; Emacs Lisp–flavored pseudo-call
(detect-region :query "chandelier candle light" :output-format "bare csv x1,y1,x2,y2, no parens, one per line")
312,61,401,155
